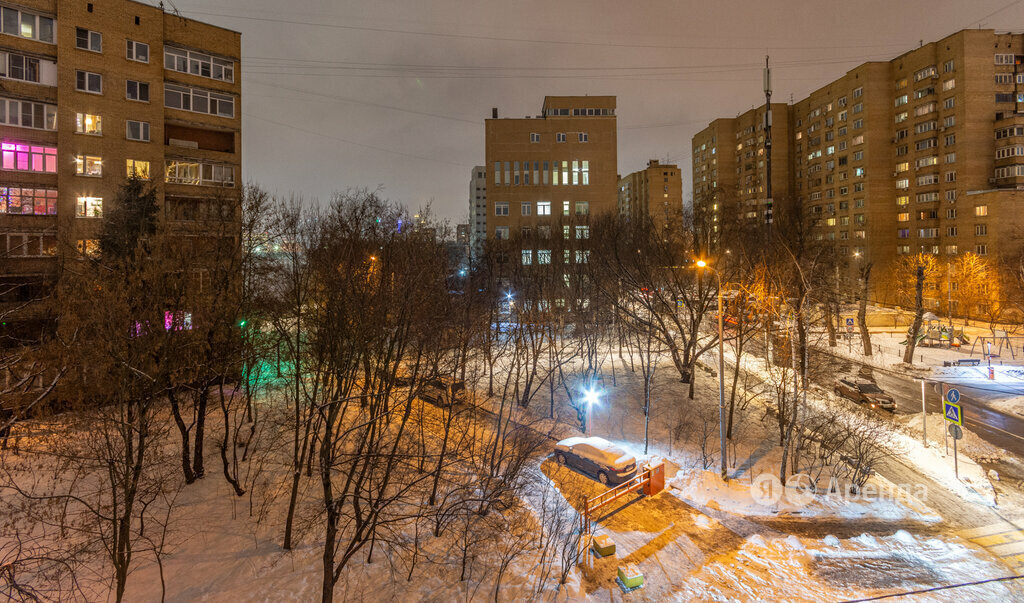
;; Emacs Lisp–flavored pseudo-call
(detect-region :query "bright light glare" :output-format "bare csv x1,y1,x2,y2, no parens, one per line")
696,260,707,268
583,388,600,406
506,291,514,300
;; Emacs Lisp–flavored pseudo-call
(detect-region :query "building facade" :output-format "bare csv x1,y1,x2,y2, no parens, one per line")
693,29,1024,309
617,159,683,240
468,165,485,258
484,96,617,243
0,0,241,339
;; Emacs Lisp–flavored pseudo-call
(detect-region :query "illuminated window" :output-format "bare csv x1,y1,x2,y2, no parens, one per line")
76,239,100,257
575,201,589,216
1,8,54,43
537,201,550,215
1,98,56,130
974,205,988,217
521,249,532,265
0,187,56,215
2,142,56,173
562,200,570,216
538,250,551,264
126,159,150,179
575,225,589,239
76,196,103,218
75,155,102,177
75,113,102,135
581,160,589,185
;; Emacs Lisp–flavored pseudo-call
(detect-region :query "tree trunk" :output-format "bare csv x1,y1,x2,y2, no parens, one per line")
192,386,208,479
167,389,195,484
858,263,873,357
903,265,925,365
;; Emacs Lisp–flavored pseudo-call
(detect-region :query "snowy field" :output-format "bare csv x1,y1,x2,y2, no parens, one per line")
3,349,1024,601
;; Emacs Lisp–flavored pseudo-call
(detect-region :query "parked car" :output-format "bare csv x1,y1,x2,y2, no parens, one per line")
834,378,896,412
553,436,638,485
417,377,467,408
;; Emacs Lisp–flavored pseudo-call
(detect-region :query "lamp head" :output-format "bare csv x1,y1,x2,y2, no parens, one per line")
696,260,707,268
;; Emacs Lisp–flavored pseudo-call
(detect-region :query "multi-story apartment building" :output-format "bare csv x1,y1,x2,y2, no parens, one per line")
694,29,1024,308
691,103,791,244
0,0,241,340
617,159,683,239
468,165,486,258
484,96,617,244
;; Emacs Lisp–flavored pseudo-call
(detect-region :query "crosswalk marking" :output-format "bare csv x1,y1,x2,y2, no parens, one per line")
961,521,1024,570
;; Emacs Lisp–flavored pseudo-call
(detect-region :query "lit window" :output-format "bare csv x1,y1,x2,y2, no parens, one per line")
1,8,53,42
75,113,102,135
77,239,100,257
537,201,551,215
562,201,570,216
1,142,57,173
975,205,988,216
75,155,103,176
522,249,532,265
0,186,57,215
76,196,103,218
575,201,589,216
126,159,150,179
575,225,589,239
538,250,551,264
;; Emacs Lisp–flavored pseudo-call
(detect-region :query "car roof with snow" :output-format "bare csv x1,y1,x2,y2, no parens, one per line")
556,436,635,467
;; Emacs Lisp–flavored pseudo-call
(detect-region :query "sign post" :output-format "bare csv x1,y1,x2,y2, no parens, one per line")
942,385,963,480
920,380,927,446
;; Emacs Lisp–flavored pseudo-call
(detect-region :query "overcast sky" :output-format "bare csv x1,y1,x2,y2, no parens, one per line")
167,0,1024,225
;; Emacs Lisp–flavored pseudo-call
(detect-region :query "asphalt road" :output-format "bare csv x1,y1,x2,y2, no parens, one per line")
821,354,1024,455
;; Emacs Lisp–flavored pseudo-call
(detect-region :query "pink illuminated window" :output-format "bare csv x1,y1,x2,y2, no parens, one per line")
0,140,56,173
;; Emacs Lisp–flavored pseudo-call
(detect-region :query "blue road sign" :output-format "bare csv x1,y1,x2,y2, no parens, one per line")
943,400,963,425
946,387,960,404
845,318,855,327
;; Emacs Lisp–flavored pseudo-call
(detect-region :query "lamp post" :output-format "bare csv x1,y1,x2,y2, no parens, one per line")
696,259,728,481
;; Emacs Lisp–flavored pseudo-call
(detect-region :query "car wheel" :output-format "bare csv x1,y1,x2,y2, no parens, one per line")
555,452,566,465
598,471,609,485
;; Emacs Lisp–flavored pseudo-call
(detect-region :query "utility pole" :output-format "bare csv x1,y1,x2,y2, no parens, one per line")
763,56,773,235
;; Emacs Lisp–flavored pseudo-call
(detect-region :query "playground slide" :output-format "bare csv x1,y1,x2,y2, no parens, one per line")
900,332,927,346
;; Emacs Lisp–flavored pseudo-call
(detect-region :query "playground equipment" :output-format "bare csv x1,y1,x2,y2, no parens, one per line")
969,331,1019,360
900,315,969,348
580,461,665,535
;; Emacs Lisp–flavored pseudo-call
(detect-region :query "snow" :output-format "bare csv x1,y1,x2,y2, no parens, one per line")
555,436,636,468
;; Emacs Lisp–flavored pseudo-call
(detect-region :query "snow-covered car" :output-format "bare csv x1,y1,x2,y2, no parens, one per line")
834,378,896,412
417,377,467,408
553,436,637,485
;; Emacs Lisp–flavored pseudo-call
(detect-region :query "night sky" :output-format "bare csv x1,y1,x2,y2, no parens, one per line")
170,0,1024,225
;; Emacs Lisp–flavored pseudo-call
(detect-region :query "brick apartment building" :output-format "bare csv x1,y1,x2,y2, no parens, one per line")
484,95,617,245
693,29,1024,309
468,165,485,259
617,159,683,241
0,0,241,340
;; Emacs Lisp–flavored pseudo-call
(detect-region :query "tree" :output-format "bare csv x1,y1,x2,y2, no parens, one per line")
889,253,941,364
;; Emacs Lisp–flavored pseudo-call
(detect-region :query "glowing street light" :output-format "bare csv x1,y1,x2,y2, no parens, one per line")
582,387,600,435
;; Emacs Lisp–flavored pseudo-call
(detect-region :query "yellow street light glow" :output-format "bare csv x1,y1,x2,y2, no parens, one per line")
696,260,707,268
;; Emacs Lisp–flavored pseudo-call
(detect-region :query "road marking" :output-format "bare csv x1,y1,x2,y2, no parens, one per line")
961,521,1024,569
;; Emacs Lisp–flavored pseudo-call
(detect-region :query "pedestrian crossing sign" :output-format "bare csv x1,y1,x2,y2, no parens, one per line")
943,400,962,425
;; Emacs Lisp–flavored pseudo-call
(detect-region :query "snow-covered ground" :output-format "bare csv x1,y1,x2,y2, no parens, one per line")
4,345,1023,601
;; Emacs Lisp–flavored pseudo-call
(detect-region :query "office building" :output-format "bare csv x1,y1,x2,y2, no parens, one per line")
469,165,485,258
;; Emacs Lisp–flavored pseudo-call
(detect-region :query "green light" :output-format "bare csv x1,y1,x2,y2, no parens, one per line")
239,319,247,328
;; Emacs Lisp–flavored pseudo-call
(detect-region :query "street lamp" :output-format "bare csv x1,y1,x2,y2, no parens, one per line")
696,259,728,481
582,387,600,436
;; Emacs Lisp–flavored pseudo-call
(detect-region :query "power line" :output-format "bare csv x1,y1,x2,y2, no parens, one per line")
242,112,475,169
842,573,1024,602
181,9,913,52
